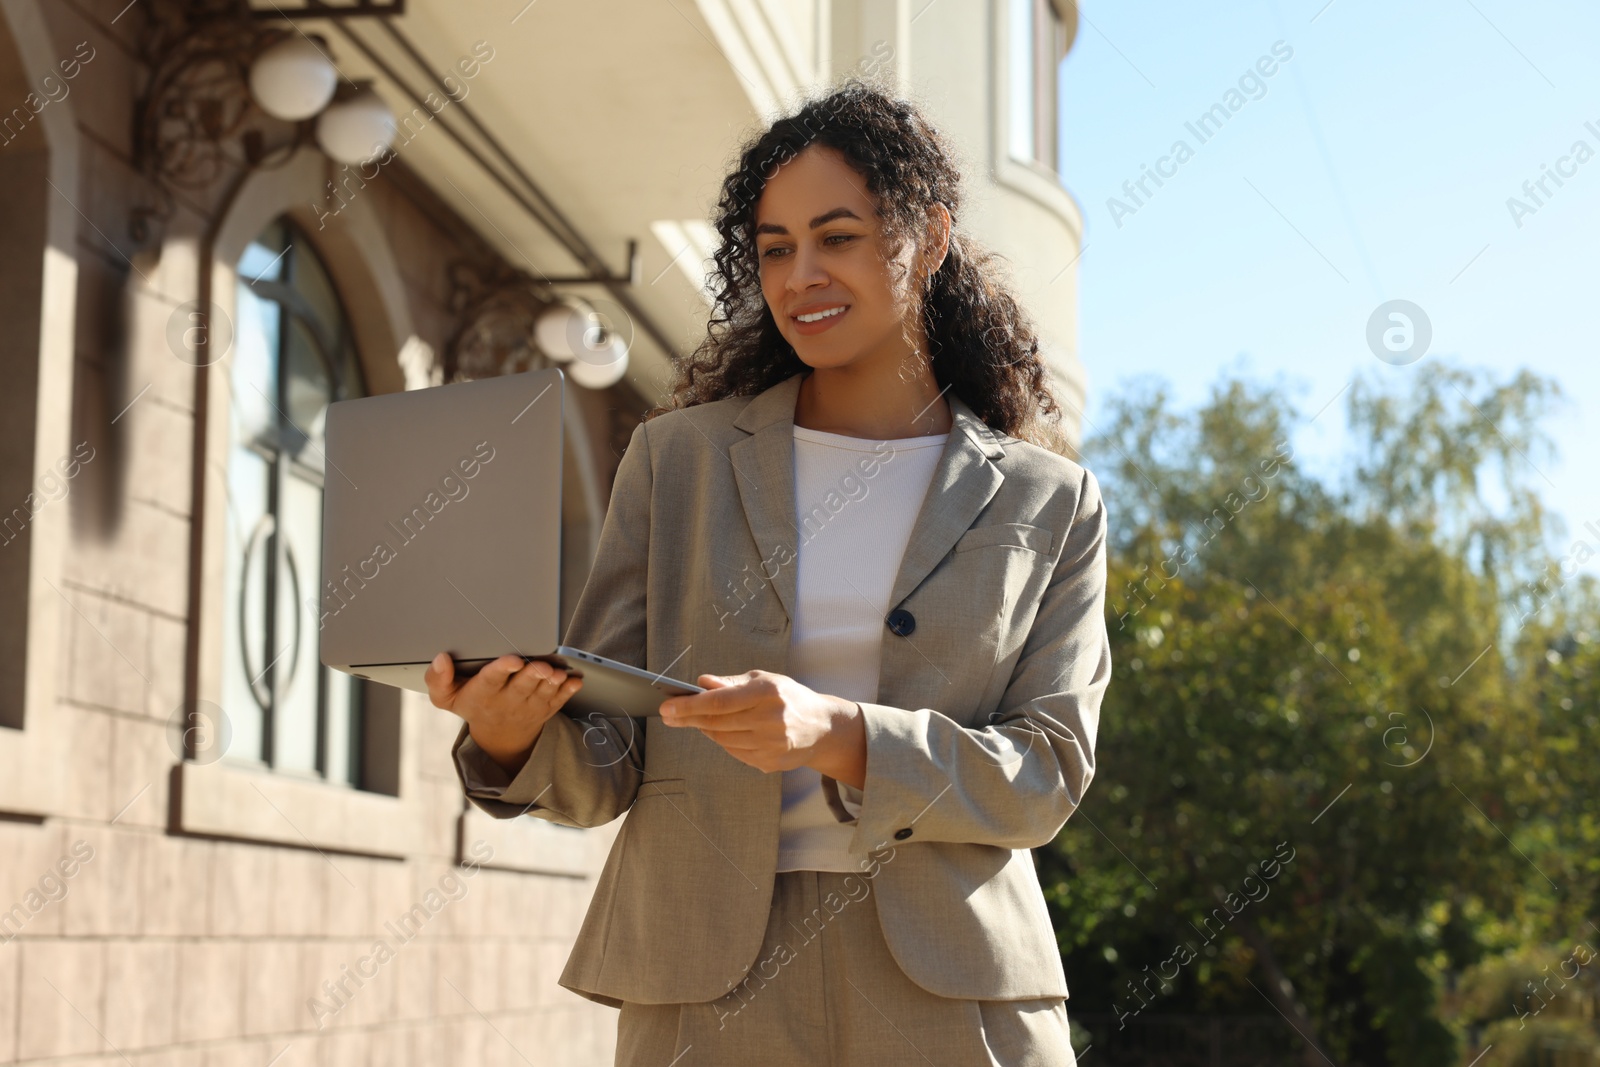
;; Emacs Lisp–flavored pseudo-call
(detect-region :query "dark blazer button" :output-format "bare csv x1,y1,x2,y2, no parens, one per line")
894,827,913,841
886,608,916,637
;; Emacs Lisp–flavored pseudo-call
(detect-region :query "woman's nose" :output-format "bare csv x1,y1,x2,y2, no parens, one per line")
786,245,830,290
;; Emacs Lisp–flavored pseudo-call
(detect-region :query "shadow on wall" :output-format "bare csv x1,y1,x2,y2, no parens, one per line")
68,259,138,545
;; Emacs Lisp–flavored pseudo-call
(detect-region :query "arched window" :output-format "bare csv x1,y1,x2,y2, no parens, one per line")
219,217,368,786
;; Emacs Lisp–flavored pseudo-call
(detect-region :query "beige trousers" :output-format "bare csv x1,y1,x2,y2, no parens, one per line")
614,869,1078,1066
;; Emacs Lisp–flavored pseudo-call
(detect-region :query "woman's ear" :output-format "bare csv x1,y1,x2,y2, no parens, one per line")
923,202,952,276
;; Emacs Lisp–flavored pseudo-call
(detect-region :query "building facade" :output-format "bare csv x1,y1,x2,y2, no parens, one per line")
0,0,1085,1062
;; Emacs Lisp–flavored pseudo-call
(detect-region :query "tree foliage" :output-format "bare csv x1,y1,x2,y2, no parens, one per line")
1042,363,1597,1066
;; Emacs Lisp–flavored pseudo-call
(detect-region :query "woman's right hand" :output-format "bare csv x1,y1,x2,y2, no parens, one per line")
424,652,585,776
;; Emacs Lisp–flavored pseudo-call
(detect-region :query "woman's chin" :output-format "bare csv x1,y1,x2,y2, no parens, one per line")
792,343,870,371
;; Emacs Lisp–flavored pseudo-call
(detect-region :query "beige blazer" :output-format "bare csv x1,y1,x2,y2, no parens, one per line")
451,370,1111,1009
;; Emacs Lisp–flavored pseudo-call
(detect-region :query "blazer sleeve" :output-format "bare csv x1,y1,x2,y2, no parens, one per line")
821,466,1111,852
449,419,653,828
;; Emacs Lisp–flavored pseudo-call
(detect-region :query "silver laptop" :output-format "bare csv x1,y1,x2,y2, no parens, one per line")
318,365,702,717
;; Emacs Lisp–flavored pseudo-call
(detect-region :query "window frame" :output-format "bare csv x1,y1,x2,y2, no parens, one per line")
220,216,370,789
173,151,614,875
991,0,1084,236
0,1,78,818
1029,0,1066,172
178,153,419,858
1006,0,1068,172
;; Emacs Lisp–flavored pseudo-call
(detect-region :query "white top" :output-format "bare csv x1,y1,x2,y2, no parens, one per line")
776,423,949,872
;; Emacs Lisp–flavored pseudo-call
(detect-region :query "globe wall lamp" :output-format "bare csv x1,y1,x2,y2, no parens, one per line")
535,296,631,390
132,0,399,240
442,256,639,390
134,0,641,395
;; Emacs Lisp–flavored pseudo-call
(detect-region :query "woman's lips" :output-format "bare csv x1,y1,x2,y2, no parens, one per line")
792,305,850,336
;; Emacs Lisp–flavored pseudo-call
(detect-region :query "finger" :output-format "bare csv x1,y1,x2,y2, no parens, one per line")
425,652,459,708
475,654,528,693
669,700,763,730
550,673,585,709
661,683,749,724
507,660,564,701
425,651,455,684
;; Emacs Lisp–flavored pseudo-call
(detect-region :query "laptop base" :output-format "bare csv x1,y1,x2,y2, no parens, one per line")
345,646,703,719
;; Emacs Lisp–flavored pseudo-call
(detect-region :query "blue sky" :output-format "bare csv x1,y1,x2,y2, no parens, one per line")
1056,0,1599,576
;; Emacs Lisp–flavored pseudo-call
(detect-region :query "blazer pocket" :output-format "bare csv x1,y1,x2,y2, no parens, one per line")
636,777,687,799
953,522,1053,555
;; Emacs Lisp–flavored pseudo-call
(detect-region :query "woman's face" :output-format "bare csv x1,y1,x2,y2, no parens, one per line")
753,144,929,372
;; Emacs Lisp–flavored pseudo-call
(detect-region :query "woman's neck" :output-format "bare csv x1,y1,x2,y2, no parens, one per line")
792,366,952,439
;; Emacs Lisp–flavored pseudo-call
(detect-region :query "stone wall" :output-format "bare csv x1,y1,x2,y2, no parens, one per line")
0,1,628,1063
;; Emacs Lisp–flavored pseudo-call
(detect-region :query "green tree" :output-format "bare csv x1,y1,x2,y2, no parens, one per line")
1041,363,1595,1066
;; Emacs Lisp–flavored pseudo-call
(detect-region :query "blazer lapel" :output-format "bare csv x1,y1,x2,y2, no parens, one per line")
726,375,805,629
727,373,1008,626
887,392,1007,608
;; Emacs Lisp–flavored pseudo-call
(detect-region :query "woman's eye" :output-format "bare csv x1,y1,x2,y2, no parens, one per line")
761,235,855,259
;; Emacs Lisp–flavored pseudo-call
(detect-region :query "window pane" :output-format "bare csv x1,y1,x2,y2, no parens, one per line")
1041,0,1064,172
238,224,287,283
225,216,369,788
284,315,333,467
1008,0,1035,163
231,272,281,452
289,236,345,377
273,469,325,777
219,446,271,768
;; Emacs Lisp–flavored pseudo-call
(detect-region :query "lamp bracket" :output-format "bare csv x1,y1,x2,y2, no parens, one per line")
533,239,642,288
249,0,407,19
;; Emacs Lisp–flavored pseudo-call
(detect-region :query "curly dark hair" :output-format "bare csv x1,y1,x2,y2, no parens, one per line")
645,76,1076,458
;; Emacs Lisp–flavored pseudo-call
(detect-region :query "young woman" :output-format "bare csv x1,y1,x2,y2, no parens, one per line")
427,79,1110,1066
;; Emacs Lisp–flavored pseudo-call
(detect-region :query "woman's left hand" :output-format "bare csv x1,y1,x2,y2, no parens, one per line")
659,669,866,786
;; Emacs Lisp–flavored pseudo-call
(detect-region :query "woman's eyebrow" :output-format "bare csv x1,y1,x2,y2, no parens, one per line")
754,207,862,236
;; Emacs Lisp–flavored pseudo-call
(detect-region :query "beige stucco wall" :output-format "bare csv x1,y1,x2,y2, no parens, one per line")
0,1,630,1063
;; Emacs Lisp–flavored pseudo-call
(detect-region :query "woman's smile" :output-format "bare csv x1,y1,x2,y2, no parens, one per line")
791,303,851,335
